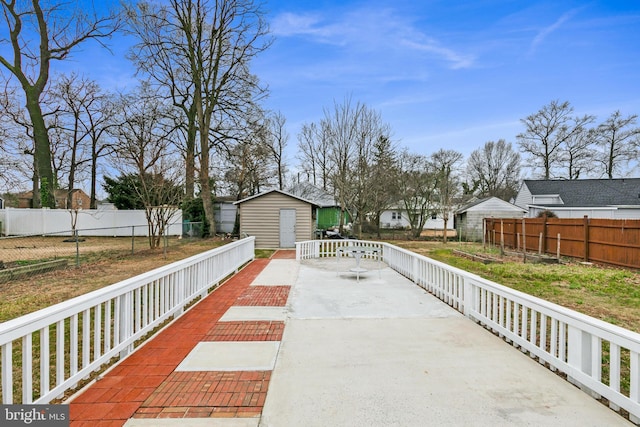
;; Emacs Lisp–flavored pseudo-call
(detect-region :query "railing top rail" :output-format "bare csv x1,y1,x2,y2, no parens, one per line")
0,236,255,344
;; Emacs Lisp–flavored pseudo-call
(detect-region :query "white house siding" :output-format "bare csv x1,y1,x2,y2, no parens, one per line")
530,206,640,219
380,210,455,230
238,192,313,248
514,184,532,210
613,208,640,219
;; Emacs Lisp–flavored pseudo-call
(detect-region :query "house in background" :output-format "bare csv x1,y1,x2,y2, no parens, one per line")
514,178,640,219
234,189,318,248
455,197,526,241
13,189,91,209
379,206,455,232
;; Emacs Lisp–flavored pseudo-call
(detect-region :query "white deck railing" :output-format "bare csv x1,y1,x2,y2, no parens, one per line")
297,240,640,423
0,237,255,405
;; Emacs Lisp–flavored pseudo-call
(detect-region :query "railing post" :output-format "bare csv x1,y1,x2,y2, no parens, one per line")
463,276,473,317
567,325,591,389
2,342,13,404
119,293,133,358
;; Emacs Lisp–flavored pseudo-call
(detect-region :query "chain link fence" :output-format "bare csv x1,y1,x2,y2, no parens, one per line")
0,222,204,283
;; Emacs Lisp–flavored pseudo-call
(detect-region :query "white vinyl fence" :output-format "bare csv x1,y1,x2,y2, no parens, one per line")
296,240,640,423
0,208,183,236
0,237,255,404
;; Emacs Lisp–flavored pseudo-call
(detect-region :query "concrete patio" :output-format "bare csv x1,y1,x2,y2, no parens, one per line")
68,250,632,426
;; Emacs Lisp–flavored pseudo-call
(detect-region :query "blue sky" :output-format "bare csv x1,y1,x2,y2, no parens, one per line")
42,0,640,162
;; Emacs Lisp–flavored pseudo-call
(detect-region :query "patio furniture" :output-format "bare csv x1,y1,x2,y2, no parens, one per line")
336,245,381,281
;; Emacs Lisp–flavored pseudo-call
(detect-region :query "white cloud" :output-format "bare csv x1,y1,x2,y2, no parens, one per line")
271,7,475,70
528,8,581,56
271,12,327,38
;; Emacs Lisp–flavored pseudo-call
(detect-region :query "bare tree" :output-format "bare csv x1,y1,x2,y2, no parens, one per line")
125,0,270,233
110,83,182,248
557,127,594,180
126,1,197,202
50,74,102,207
431,149,463,243
297,121,332,190
0,0,119,207
323,98,360,233
466,139,521,200
594,111,640,179
517,100,595,179
221,140,269,198
345,105,391,238
396,151,436,238
298,98,393,237
264,111,288,190
0,82,34,192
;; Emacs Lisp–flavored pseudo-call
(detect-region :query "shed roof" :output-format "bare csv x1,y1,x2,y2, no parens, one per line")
287,182,337,207
456,196,526,214
523,178,640,207
234,189,319,206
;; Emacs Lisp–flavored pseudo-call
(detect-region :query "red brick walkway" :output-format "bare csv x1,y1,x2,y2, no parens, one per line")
204,321,285,341
69,255,286,426
234,286,291,306
135,371,270,419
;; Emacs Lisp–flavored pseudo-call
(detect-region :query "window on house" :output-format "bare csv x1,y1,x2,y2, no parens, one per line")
391,211,401,220
431,213,437,220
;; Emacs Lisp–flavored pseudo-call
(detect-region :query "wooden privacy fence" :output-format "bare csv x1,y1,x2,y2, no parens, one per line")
485,216,640,269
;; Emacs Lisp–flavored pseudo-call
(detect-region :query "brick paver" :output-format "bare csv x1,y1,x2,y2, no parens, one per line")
234,285,291,306
271,250,296,259
204,320,285,341
134,371,270,419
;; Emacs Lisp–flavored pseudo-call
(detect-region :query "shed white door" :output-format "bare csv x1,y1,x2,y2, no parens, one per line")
279,209,296,248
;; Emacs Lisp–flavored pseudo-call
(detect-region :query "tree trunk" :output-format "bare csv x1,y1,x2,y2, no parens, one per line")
199,129,216,235
184,104,197,201
90,149,98,209
442,218,449,243
25,92,55,208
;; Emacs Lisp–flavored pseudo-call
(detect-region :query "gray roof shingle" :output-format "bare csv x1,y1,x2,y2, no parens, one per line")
524,178,640,207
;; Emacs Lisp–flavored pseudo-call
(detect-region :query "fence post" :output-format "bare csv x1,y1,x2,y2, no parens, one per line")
542,212,548,254
482,218,486,249
75,229,80,267
557,233,561,260
538,232,543,255
583,215,589,262
131,226,135,254
522,218,527,263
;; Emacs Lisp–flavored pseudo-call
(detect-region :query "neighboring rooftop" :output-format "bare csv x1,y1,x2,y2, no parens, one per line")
523,178,640,207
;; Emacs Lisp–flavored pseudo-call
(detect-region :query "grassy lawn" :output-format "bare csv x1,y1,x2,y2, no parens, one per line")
393,241,640,333
0,238,233,323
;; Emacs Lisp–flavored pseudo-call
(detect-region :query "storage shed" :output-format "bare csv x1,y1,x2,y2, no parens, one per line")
455,197,526,241
234,189,317,248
